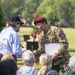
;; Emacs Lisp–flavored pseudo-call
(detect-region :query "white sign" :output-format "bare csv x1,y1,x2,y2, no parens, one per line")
45,43,60,55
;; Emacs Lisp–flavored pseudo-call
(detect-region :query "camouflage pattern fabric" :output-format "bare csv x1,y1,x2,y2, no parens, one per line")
46,70,59,75
35,26,71,73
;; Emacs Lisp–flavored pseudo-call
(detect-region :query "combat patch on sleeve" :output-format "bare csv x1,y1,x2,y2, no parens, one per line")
59,33,65,38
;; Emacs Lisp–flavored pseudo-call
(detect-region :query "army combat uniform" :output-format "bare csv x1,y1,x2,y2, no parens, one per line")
34,26,71,73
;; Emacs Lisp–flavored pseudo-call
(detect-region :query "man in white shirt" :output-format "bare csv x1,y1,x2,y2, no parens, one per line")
0,15,23,60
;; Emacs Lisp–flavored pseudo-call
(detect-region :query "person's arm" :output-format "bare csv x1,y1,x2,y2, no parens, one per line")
33,36,44,57
33,32,45,57
55,28,69,56
51,27,69,60
12,34,23,57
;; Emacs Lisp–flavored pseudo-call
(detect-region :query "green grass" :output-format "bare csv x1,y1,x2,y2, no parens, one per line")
62,28,75,56
17,27,75,75
18,27,34,44
19,27,34,33
62,28,75,45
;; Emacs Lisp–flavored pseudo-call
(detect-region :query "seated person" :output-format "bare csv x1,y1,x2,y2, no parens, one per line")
63,56,75,75
37,53,59,75
35,32,40,41
27,33,35,42
0,62,8,75
22,34,35,51
1,53,17,75
16,50,38,75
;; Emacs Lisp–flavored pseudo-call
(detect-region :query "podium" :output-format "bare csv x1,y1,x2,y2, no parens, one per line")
27,42,38,51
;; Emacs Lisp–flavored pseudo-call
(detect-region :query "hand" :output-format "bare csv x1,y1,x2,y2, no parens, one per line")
33,50,37,53
33,50,42,57
51,53,57,60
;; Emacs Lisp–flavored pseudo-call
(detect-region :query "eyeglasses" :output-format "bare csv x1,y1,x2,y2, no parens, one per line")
16,22,22,26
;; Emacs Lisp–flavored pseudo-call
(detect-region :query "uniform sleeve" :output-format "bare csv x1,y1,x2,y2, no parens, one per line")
55,28,69,56
38,31,45,52
33,31,45,57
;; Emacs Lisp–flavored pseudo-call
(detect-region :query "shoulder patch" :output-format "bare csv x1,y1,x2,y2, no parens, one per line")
59,33,65,38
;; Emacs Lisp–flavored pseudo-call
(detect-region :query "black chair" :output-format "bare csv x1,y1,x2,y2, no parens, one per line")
23,35,29,41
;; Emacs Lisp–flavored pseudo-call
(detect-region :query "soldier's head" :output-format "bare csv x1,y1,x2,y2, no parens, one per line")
34,16,48,32
9,15,24,32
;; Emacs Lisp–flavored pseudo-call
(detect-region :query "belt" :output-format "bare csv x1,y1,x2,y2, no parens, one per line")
0,53,3,56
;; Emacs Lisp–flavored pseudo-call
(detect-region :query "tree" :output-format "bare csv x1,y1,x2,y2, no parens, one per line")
37,0,75,27
37,0,59,25
1,0,39,25
21,0,39,25
0,0,5,31
1,0,24,20
54,0,74,27
1,0,75,27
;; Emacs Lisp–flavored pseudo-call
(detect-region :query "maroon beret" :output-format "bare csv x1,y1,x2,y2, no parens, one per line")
34,16,46,25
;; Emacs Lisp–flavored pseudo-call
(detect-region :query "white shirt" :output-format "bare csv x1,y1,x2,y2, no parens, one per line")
0,26,23,57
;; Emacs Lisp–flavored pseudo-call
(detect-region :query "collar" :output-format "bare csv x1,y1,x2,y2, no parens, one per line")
9,26,16,32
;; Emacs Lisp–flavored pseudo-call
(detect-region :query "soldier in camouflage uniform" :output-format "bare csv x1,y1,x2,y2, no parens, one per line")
33,16,71,74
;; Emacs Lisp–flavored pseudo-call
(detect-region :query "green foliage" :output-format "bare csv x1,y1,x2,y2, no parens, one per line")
55,0,74,25
1,0,24,20
1,0,75,27
0,1,6,31
37,0,75,27
37,0,56,24
21,0,40,24
1,0,39,25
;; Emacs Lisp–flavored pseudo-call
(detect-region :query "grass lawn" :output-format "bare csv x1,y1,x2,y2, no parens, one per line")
17,27,75,75
62,28,75,56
